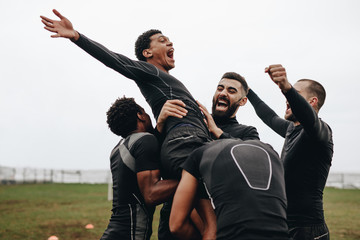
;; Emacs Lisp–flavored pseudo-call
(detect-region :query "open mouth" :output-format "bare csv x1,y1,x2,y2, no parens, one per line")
216,98,229,110
167,48,174,59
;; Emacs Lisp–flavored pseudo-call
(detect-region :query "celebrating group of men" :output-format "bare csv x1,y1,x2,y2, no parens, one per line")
41,9,334,240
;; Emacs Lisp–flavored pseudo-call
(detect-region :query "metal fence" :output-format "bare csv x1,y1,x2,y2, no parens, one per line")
1,166,360,189
0,166,110,184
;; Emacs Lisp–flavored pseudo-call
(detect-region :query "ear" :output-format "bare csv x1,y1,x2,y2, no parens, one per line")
142,49,152,59
309,97,318,108
137,112,146,122
238,97,248,106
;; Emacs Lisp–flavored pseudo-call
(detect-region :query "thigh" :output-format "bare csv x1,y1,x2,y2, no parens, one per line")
101,205,152,240
100,215,131,240
289,223,329,240
161,127,210,179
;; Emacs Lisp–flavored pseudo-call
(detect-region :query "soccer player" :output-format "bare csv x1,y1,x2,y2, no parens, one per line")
40,9,211,179
198,71,259,140
247,64,333,240
102,97,181,240
41,10,212,239
170,138,290,240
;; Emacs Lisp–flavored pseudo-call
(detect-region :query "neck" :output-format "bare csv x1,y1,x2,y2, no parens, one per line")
147,60,169,73
213,115,236,124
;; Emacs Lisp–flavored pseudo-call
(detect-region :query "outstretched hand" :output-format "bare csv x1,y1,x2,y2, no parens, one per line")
197,101,223,139
40,9,79,41
265,64,292,93
156,100,187,133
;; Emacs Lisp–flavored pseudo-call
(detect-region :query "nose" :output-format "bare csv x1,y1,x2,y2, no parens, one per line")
219,89,227,97
167,40,173,46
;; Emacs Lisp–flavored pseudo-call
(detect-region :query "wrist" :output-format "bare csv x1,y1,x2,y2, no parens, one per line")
211,127,223,139
281,82,292,93
70,31,80,41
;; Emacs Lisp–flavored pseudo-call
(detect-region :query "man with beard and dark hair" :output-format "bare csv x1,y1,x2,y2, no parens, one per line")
166,71,259,140
190,72,258,140
247,64,333,240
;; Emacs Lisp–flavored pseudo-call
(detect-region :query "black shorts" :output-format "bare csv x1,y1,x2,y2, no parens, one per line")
100,204,153,240
158,125,211,240
289,222,329,240
160,125,212,180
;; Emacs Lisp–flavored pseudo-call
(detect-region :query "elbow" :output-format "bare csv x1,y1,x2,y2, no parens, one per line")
169,218,184,238
143,192,158,206
144,198,155,206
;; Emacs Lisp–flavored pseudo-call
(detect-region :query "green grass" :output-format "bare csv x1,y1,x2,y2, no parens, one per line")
0,184,110,240
324,187,360,240
0,184,359,240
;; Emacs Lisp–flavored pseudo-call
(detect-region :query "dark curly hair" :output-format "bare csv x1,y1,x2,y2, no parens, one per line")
221,72,249,95
135,29,162,61
106,96,142,138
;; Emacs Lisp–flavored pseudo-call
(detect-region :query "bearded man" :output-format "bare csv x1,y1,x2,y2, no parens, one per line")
198,72,259,140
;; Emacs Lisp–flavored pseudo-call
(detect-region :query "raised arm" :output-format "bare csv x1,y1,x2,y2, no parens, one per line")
247,88,289,138
41,9,79,41
266,64,331,141
41,9,157,82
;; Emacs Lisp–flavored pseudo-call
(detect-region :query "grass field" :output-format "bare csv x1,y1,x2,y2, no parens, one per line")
0,184,359,240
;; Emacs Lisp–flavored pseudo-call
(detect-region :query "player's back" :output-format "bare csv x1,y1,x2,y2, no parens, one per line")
199,139,290,240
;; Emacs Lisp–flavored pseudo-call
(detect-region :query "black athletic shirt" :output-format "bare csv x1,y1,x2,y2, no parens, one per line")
102,132,159,240
182,139,289,240
247,88,334,227
214,116,260,140
110,133,158,215
74,34,209,136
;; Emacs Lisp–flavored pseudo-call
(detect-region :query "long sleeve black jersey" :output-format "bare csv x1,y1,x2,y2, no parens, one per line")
247,88,334,226
74,33,209,136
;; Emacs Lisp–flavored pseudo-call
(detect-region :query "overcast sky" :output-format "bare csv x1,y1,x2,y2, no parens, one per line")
1,0,359,173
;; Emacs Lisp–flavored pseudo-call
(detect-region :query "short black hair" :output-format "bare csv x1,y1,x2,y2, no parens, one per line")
298,79,326,111
135,29,162,61
221,72,249,94
106,96,142,138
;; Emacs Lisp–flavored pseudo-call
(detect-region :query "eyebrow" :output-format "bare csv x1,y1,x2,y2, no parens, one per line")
228,86,238,92
158,35,169,41
217,84,238,92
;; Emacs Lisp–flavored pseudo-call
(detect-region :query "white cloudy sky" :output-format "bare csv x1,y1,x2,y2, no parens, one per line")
1,0,359,173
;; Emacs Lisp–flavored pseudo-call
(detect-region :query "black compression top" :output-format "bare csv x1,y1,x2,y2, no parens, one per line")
247,88,334,227
102,132,159,240
110,132,159,210
214,116,260,140
182,139,289,240
74,34,209,136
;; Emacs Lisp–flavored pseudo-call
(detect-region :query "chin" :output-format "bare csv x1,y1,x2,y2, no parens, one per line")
213,111,227,119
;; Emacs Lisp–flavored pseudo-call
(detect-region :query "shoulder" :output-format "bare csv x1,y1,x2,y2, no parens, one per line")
230,123,260,139
128,132,158,151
